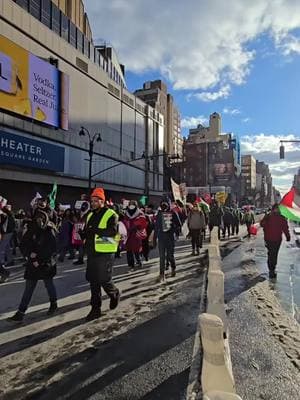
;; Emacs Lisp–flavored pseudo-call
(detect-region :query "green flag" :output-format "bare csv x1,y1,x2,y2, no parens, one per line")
139,195,148,206
48,183,58,209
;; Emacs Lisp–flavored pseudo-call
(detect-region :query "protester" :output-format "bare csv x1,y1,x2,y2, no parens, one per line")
208,201,223,240
8,209,58,322
142,204,155,261
260,204,290,278
0,204,16,282
73,201,90,265
123,200,148,270
187,203,206,255
57,209,75,262
243,206,255,237
155,201,181,282
81,187,120,321
231,206,242,235
222,207,233,239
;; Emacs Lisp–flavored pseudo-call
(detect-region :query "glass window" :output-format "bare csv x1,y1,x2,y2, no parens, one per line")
69,21,76,47
84,37,90,58
41,0,51,28
29,0,41,20
76,29,83,52
16,0,29,11
51,4,60,35
60,13,69,41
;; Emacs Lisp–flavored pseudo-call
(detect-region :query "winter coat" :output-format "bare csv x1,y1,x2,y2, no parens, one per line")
260,213,290,242
20,222,57,280
209,206,223,226
155,210,181,240
58,219,73,249
188,211,206,230
223,210,234,225
243,211,255,225
124,209,148,252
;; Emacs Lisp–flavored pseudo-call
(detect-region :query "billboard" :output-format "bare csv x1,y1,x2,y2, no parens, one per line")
0,130,65,172
0,35,69,130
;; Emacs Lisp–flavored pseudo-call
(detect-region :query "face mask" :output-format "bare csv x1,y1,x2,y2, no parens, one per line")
129,205,136,210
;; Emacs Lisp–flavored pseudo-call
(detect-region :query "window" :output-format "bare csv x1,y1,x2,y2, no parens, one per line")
69,21,76,47
41,0,51,28
83,37,90,58
16,0,29,11
76,29,83,53
51,3,60,35
60,13,69,41
29,0,41,19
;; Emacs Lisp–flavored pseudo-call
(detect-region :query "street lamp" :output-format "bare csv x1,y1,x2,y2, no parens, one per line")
79,126,102,192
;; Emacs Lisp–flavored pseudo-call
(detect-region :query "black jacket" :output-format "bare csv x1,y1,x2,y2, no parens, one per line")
20,222,57,280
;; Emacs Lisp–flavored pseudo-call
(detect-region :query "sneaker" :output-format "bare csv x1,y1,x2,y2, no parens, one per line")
73,259,84,266
110,291,120,310
47,301,58,315
7,311,24,323
171,269,176,277
85,308,101,322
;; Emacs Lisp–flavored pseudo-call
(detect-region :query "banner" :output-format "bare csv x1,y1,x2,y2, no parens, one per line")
171,178,182,202
0,35,69,130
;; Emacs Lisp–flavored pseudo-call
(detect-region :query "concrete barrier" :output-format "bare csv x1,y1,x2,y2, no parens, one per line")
208,245,221,272
199,313,235,395
210,227,220,245
204,391,242,400
207,270,227,334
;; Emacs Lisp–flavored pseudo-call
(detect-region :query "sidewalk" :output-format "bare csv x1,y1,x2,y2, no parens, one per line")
223,231,300,399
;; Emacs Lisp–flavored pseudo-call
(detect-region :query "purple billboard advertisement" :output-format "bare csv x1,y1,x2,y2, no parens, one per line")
0,35,69,130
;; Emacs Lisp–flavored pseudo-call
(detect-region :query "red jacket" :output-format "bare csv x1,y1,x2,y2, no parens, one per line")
260,213,290,242
124,210,148,252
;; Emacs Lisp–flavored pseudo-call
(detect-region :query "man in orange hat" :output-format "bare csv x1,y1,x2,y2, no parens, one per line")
81,187,120,321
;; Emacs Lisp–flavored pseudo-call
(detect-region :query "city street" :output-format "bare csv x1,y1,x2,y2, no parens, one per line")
0,238,211,400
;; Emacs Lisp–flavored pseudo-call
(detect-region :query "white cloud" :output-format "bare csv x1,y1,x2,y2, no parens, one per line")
85,0,300,93
191,85,231,102
181,115,208,129
242,118,251,123
240,133,300,194
223,107,241,115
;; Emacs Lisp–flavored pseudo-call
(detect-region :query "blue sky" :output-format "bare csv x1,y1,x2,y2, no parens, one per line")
85,0,300,194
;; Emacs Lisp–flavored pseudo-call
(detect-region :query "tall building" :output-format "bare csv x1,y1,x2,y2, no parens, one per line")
0,0,164,207
256,161,273,206
241,155,256,202
183,113,241,200
134,80,183,159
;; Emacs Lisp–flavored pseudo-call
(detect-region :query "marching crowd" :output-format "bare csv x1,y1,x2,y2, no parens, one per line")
0,188,261,323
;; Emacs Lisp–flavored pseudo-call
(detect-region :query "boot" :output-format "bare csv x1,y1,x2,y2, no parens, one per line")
85,307,101,322
269,270,277,279
171,269,176,277
196,248,200,255
156,273,165,283
7,311,24,323
47,301,58,315
110,291,120,310
191,250,196,256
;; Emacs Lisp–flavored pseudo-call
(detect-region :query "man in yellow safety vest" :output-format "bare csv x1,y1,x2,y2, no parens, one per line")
82,187,120,321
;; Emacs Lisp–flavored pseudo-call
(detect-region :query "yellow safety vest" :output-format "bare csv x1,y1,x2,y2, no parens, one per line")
86,209,120,253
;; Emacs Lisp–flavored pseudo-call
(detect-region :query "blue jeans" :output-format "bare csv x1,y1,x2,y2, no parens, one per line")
19,279,57,313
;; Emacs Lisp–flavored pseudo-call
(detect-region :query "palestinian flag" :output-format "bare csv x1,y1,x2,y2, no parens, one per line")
196,197,210,212
279,187,300,222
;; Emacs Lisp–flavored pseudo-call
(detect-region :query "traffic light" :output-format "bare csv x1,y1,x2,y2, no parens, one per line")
280,144,285,159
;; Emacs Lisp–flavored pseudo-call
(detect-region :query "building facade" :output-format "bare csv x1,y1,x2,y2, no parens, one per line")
0,0,164,207
182,112,241,200
256,161,273,207
241,154,256,202
134,80,183,159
